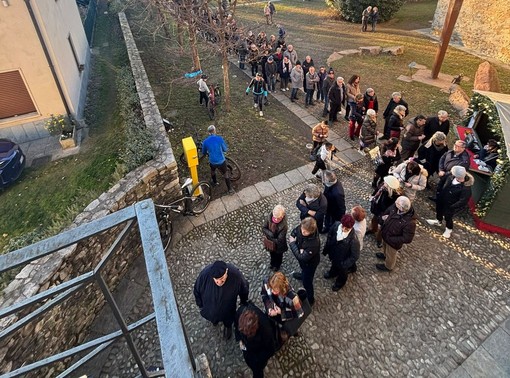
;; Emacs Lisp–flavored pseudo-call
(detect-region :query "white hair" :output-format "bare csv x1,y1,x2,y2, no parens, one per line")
438,110,448,117
392,92,402,98
337,76,344,82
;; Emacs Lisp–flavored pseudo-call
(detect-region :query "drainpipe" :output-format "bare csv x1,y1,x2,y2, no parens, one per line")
23,0,72,117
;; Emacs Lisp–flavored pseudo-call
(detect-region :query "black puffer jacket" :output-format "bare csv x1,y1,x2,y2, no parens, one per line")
436,173,473,215
290,226,320,269
322,222,360,269
380,204,416,250
262,212,288,253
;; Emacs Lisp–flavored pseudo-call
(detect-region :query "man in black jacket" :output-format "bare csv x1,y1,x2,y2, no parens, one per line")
426,166,473,239
322,170,346,233
323,214,360,291
322,69,336,117
194,260,249,340
289,217,321,305
376,196,416,272
328,76,347,123
423,110,450,143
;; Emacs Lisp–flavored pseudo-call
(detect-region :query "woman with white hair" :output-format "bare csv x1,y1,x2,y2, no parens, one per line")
361,109,377,151
416,131,449,183
387,104,407,139
376,196,417,272
382,92,409,139
296,183,328,233
262,205,289,271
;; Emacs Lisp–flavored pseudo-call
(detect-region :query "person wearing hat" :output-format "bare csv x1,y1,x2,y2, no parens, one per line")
289,60,303,102
367,175,402,247
426,165,474,238
264,55,278,93
246,73,268,117
376,195,416,272
201,125,235,194
194,260,249,340
197,74,210,108
321,68,336,117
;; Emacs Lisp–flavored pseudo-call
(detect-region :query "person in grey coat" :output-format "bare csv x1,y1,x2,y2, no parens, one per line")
305,66,320,106
290,61,304,102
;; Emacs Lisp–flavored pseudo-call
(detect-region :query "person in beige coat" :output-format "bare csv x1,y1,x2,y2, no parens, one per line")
391,159,428,202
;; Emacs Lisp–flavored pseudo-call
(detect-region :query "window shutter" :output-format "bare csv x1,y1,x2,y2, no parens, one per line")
0,71,37,119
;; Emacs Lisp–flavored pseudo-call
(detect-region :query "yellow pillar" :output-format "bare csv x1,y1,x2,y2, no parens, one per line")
182,137,199,192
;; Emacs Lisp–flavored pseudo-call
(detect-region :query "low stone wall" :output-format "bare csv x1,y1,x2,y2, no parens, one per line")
431,0,510,65
0,12,180,375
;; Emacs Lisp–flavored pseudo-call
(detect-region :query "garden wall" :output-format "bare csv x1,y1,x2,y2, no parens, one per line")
0,12,180,375
431,0,510,65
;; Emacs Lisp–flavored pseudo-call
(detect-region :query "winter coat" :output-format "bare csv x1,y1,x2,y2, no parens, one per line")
302,59,314,76
322,222,360,269
375,145,401,177
363,93,379,112
380,204,416,250
290,225,321,269
391,161,428,201
296,192,328,232
417,142,449,175
265,60,278,78
312,123,329,143
290,66,304,89
436,172,474,215
424,116,451,142
262,212,288,254
235,302,280,364
248,78,268,95
361,117,377,147
279,60,292,78
387,112,404,134
261,280,303,322
401,119,425,153
383,98,409,120
370,184,401,216
194,263,249,324
328,82,347,108
346,83,361,103
283,49,298,65
349,102,365,122
322,76,335,97
323,180,346,219
305,71,320,90
439,150,470,173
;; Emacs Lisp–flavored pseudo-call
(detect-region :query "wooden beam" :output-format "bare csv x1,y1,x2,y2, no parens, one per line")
431,0,464,79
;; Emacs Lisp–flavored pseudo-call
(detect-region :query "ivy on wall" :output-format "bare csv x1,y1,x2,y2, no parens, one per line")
465,92,510,217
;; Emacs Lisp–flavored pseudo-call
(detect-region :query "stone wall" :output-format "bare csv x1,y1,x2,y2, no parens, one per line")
0,12,180,376
431,0,510,65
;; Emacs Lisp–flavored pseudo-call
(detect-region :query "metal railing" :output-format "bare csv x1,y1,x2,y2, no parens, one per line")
0,199,195,378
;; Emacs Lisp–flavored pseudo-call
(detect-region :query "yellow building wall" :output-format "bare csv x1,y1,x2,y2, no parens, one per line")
0,0,89,128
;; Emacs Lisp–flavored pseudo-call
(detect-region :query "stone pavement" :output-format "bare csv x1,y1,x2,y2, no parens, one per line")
89,156,510,378
81,60,510,378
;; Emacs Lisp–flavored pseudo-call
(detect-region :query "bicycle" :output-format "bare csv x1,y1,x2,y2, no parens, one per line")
155,178,212,250
178,133,241,181
207,83,221,120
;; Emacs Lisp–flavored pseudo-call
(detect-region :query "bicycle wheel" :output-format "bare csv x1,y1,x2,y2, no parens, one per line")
156,209,173,251
226,157,241,182
189,181,212,214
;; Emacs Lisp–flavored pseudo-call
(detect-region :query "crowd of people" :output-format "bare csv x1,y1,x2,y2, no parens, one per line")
188,6,503,378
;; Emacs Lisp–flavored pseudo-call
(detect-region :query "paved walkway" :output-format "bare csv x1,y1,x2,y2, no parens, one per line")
76,60,510,378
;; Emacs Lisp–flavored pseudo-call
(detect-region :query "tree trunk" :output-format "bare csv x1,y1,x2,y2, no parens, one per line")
188,23,201,71
222,49,231,112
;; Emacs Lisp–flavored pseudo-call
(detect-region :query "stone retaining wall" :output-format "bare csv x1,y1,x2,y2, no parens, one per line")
431,0,510,65
0,12,180,375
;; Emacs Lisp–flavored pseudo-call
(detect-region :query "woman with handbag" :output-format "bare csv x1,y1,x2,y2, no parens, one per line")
262,205,288,271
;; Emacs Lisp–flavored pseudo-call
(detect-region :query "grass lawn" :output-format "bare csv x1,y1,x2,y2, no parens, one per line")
0,3,128,255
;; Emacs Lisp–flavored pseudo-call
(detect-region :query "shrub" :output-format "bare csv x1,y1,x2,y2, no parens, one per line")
116,67,157,173
325,0,406,23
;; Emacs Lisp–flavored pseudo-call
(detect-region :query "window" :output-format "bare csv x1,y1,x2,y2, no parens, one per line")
67,34,83,74
0,71,37,119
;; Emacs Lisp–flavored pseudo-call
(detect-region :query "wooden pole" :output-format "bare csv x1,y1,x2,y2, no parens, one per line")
431,0,464,79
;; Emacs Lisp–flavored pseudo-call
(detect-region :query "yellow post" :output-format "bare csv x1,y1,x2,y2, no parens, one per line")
182,137,199,192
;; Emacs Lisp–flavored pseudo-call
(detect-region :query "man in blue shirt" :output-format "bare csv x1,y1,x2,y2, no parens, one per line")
202,125,234,194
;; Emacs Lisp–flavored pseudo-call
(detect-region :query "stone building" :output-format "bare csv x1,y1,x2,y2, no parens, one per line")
431,0,510,65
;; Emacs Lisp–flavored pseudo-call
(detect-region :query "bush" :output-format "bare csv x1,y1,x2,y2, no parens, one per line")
325,0,406,23
116,67,157,173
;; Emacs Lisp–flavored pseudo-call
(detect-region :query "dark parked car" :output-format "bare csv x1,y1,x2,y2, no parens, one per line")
0,138,25,188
